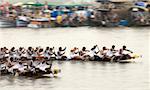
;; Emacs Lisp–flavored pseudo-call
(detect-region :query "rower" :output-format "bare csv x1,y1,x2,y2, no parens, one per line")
9,47,17,61
119,46,133,60
80,47,89,56
37,48,44,60
90,45,99,56
15,47,23,60
90,45,101,60
49,47,56,59
110,45,117,53
8,62,24,75
56,47,66,60
44,47,50,60
69,47,80,60
37,61,50,72
122,46,133,53
31,49,38,60
100,46,109,59
3,47,9,60
17,62,26,73
79,47,90,60
21,47,27,60
28,61,36,73
26,47,33,60
106,45,117,59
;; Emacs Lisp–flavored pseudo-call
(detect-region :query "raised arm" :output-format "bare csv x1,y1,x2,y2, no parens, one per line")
62,47,66,51
126,49,133,53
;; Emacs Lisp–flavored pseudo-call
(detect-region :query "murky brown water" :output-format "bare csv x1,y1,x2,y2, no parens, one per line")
0,27,149,90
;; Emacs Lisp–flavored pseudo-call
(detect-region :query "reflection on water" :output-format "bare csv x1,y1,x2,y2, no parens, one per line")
0,27,150,90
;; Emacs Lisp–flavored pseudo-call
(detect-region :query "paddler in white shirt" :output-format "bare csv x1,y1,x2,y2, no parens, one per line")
69,47,80,60
3,47,9,60
79,47,90,60
8,62,24,75
37,48,44,60
16,47,23,60
56,47,66,60
9,47,17,61
100,46,109,59
37,61,50,72
49,47,55,58
119,46,133,60
89,45,101,60
26,47,33,60
106,45,118,59
44,47,50,60
122,46,133,54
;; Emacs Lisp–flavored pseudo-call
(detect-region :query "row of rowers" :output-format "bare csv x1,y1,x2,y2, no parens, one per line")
0,45,133,61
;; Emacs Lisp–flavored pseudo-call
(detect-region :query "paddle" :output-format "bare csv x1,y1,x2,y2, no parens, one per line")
96,45,100,54
49,53,54,71
0,63,1,76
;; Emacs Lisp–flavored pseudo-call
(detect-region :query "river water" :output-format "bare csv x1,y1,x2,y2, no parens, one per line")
0,27,149,90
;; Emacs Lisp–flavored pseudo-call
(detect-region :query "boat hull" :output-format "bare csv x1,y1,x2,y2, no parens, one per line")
16,20,29,27
0,19,16,28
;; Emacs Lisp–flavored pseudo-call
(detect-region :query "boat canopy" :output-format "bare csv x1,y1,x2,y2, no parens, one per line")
129,6,149,12
24,2,92,7
13,2,24,6
32,3,44,7
24,2,35,5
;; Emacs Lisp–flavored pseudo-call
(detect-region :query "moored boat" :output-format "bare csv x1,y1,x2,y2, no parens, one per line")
27,18,50,28
16,16,30,27
0,19,16,28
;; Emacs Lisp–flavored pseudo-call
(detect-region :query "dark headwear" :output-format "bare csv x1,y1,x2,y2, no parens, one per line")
82,47,86,51
103,47,106,50
11,47,15,51
50,48,53,51
28,47,32,51
19,62,22,65
59,47,62,51
46,47,49,50
39,48,43,52
123,46,126,50
112,45,115,49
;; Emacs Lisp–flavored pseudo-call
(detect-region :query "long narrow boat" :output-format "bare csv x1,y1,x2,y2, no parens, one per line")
50,53,141,63
0,68,61,78
27,18,50,28
0,19,16,28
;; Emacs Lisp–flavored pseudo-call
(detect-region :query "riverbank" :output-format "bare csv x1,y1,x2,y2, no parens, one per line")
0,1,150,28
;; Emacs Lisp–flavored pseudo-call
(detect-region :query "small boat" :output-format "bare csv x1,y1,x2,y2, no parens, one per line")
0,19,16,28
16,16,30,27
27,18,50,28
